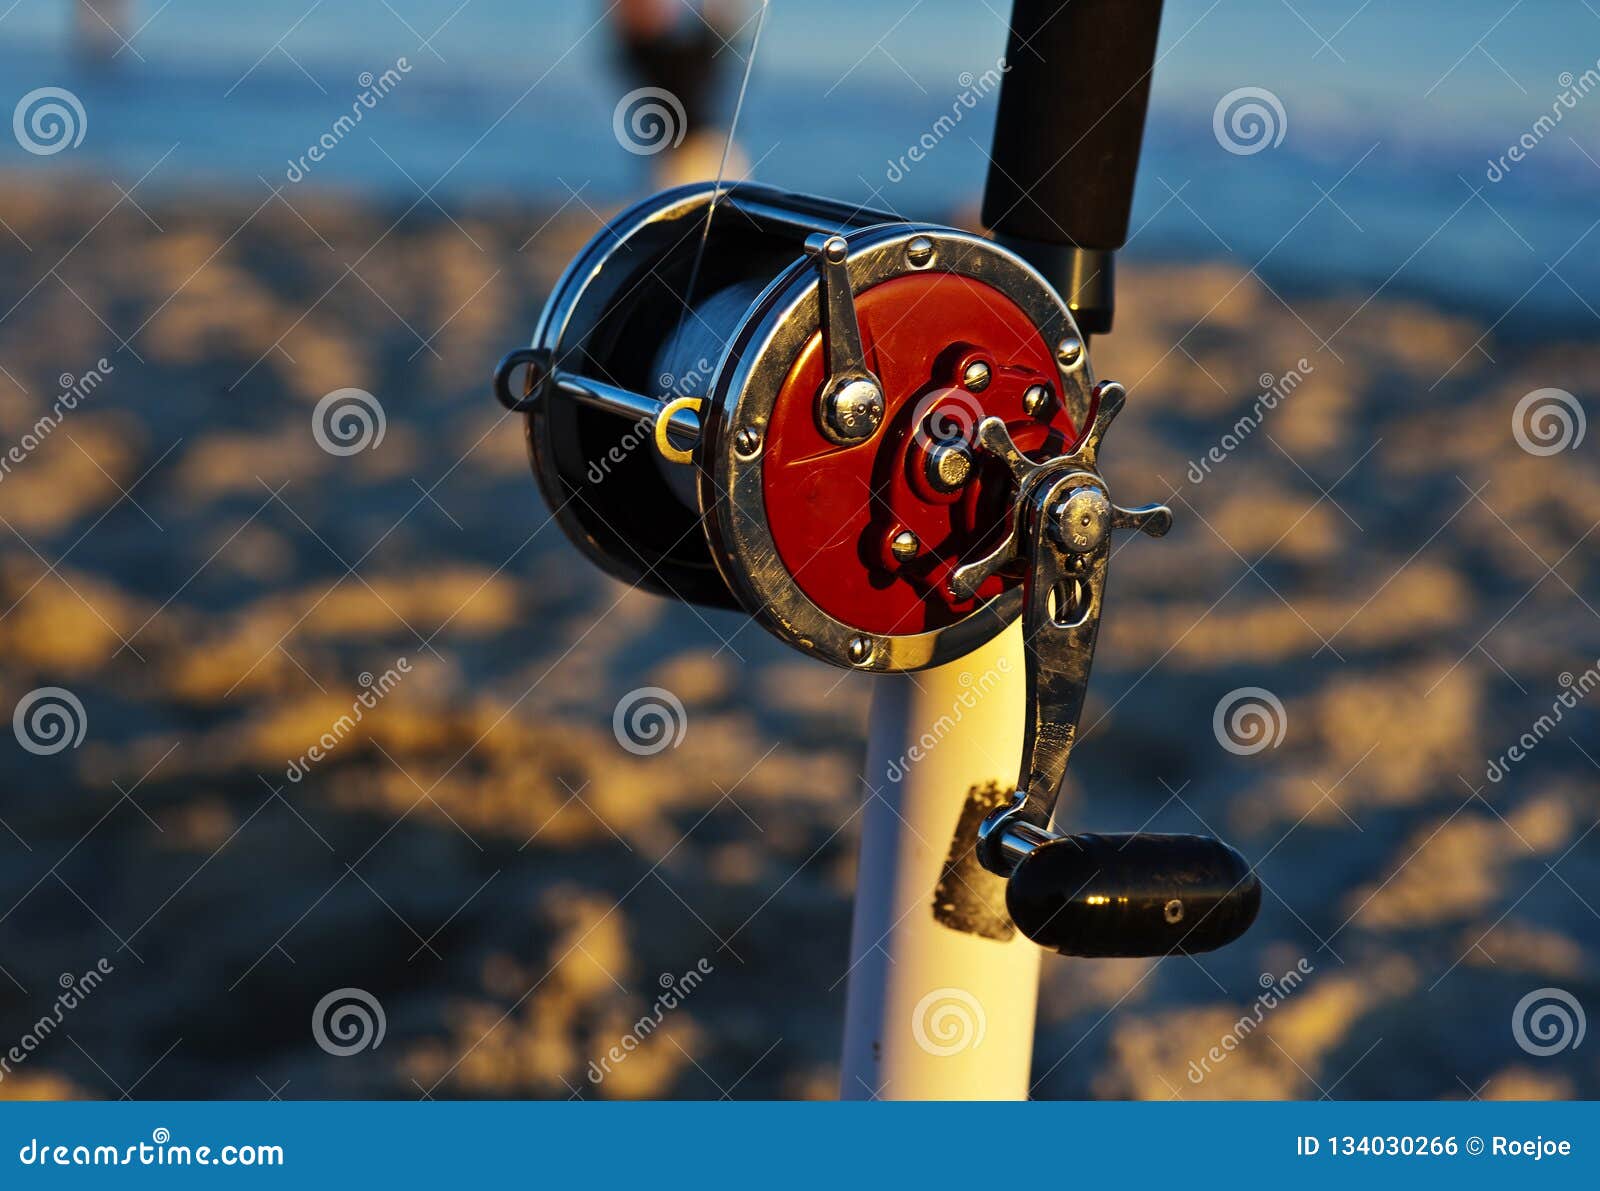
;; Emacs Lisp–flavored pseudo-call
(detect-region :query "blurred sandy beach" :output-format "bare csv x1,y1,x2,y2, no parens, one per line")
0,161,1595,1098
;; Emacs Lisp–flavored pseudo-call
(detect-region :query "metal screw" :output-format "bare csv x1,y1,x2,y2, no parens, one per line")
890,529,920,561
962,360,992,392
925,442,974,492
734,426,763,457
1050,486,1111,554
846,636,875,665
1056,336,1083,368
821,378,885,442
822,235,849,264
1022,383,1052,417
905,236,935,268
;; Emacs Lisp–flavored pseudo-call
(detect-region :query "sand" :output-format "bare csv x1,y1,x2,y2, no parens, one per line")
0,177,1595,1099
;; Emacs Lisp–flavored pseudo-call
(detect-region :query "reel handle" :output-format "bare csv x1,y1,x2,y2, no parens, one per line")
1004,832,1261,957
965,381,1261,959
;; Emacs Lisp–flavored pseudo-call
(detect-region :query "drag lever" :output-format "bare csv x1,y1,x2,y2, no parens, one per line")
970,381,1260,957
804,234,886,445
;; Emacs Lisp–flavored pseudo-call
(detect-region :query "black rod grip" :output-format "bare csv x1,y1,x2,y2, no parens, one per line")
982,0,1165,251
1006,832,1260,957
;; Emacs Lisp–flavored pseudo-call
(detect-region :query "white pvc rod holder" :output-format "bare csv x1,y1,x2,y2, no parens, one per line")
839,621,1041,1100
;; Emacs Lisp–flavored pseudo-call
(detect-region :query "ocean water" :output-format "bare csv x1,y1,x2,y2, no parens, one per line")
2,0,1598,332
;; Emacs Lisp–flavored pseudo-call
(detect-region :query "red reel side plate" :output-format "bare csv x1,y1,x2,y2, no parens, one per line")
702,224,1094,672
763,270,1080,636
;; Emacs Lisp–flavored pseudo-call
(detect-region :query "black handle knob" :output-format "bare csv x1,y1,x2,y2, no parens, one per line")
982,0,1165,251
1006,832,1260,957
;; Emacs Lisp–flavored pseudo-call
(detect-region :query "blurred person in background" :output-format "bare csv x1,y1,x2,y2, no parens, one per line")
73,0,131,61
611,0,748,187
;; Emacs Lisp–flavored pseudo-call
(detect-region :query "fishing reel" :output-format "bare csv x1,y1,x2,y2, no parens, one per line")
494,182,1259,958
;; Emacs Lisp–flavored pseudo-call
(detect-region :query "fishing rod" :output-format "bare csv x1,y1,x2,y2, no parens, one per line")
493,0,1258,1100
